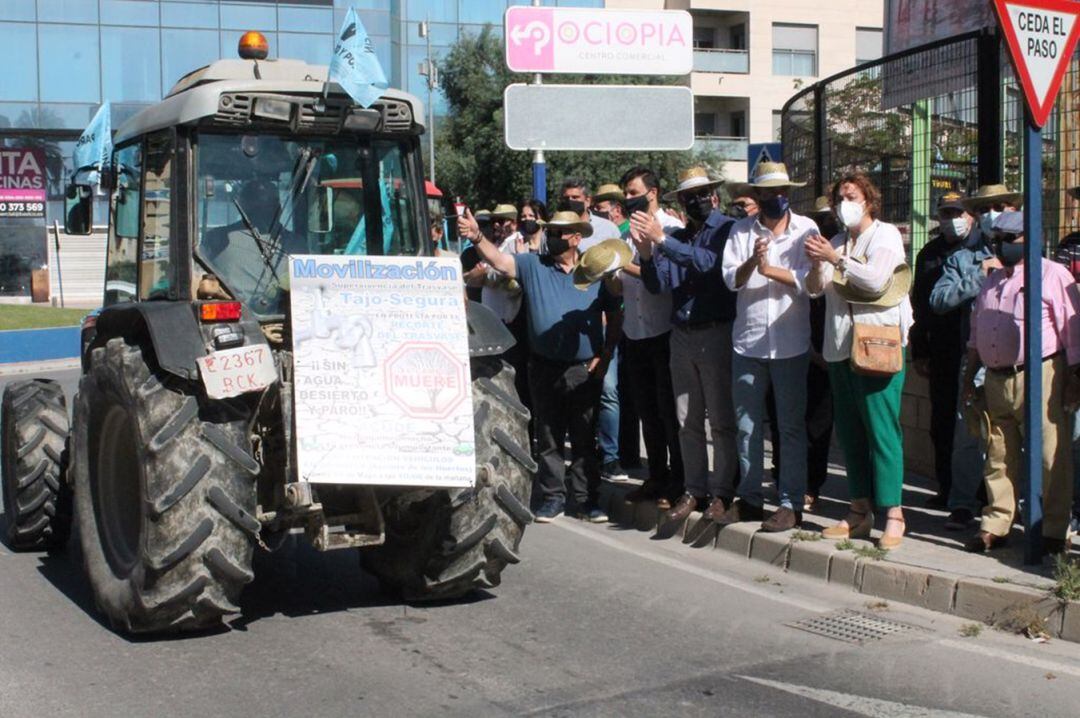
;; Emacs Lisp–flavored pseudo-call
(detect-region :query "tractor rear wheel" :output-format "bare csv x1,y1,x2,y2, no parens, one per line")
1,379,71,551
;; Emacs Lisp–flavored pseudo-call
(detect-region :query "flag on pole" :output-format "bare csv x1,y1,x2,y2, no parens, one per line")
73,102,112,185
329,8,388,108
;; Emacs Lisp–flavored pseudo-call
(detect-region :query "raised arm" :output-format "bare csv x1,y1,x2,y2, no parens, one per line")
458,208,515,278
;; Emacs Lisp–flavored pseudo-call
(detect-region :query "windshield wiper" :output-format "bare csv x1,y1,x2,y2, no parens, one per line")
265,147,321,256
231,197,281,282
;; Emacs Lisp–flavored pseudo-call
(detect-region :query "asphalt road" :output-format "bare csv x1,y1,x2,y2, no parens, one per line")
2,365,1080,717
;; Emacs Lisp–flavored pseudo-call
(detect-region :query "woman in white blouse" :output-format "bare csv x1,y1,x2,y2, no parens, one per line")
805,173,913,549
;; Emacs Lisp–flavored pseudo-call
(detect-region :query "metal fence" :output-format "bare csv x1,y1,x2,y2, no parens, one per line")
781,30,1080,256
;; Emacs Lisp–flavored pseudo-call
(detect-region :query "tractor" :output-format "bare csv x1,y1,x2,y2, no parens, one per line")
0,35,534,634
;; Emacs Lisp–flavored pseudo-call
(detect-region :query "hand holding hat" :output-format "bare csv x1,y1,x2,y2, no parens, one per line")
573,239,633,290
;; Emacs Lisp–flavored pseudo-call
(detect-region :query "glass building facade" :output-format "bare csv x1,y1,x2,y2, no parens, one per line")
0,0,601,297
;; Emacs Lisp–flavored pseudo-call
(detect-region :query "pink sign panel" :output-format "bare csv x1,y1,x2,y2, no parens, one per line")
0,148,46,218
505,6,692,75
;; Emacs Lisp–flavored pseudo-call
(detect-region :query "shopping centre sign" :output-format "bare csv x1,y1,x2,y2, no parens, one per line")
994,0,1080,127
504,5,692,75
0,148,46,219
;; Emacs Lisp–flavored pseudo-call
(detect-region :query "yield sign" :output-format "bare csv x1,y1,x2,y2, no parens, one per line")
993,0,1080,128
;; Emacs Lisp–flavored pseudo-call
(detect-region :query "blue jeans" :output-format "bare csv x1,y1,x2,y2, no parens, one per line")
733,352,809,509
950,361,986,513
598,346,620,465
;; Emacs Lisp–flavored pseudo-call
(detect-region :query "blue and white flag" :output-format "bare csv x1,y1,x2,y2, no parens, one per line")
73,102,112,186
329,8,388,109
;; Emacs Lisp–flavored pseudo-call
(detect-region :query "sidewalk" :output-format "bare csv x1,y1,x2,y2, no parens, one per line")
596,445,1080,644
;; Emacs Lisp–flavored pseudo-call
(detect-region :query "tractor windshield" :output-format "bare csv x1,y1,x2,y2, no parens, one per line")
195,133,424,316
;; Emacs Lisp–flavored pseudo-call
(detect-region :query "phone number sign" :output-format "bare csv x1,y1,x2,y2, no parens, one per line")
0,148,47,218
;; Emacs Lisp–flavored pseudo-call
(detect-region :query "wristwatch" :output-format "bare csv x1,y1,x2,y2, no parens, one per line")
833,256,847,272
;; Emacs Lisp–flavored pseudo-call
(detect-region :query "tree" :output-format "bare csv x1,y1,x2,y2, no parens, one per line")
433,26,724,209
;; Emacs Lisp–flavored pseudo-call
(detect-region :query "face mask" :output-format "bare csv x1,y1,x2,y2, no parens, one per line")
728,204,748,220
683,194,712,224
996,237,1024,266
760,195,789,220
546,233,571,255
519,219,540,236
979,209,1001,236
941,217,970,242
558,198,586,216
837,199,865,229
624,194,650,216
592,209,610,221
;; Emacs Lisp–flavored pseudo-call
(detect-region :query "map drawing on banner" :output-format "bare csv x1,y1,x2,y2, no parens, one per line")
504,5,692,75
289,255,475,487
0,148,46,219
994,0,1080,128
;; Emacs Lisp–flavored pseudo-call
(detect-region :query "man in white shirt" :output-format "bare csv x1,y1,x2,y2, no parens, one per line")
618,166,686,508
721,162,817,532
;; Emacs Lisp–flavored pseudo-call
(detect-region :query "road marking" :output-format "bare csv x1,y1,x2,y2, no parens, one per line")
551,519,830,612
736,675,988,717
939,638,1080,678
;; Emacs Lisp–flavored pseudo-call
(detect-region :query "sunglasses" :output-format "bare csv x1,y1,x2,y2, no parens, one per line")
982,203,1008,213
993,231,1021,243
732,201,756,209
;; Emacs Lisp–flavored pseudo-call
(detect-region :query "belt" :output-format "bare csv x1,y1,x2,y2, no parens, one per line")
675,319,725,333
987,351,1060,376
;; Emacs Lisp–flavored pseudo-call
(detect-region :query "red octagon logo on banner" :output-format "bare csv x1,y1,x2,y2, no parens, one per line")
384,342,468,419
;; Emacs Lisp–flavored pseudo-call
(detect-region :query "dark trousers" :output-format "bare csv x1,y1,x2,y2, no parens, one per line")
528,355,602,508
929,349,963,498
618,337,642,467
504,309,532,412
624,332,684,496
768,360,834,497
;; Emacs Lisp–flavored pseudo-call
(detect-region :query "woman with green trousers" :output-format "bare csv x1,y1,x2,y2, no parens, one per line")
805,173,913,549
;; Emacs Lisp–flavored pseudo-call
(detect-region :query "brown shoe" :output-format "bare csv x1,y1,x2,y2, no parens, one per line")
964,530,1009,553
761,506,802,532
715,499,764,527
665,493,699,523
703,497,729,521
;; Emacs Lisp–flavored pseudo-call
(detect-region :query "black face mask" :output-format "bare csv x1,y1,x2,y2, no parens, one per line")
728,204,748,220
558,198,586,215
592,209,610,221
519,219,540,236
624,194,650,216
683,194,712,224
759,194,790,220
995,236,1024,266
546,233,571,255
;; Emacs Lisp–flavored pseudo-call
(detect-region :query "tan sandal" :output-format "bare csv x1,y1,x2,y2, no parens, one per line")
822,508,873,540
878,515,906,549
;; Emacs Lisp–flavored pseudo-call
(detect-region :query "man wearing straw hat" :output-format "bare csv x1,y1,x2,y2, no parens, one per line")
592,183,629,236
459,208,623,524
721,161,817,531
634,166,739,524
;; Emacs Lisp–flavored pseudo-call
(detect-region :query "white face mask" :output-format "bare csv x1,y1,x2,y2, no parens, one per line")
942,216,970,241
837,199,865,229
979,209,1001,235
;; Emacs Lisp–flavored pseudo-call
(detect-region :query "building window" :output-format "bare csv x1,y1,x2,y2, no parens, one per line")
38,24,100,103
856,27,883,65
772,23,817,77
693,26,715,50
729,24,746,51
162,29,220,91
694,112,717,136
729,111,745,138
0,23,37,102
102,26,162,102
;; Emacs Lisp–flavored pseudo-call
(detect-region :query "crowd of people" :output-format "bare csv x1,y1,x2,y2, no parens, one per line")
448,160,1080,556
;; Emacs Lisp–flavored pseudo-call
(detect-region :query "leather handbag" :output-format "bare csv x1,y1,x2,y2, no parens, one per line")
848,305,904,377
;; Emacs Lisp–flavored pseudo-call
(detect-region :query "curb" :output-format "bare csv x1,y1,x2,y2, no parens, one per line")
0,357,81,376
598,482,1079,642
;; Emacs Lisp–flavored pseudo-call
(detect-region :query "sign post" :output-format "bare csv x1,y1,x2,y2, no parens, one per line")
993,0,1080,564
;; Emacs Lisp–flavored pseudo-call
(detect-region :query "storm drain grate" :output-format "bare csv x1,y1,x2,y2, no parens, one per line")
787,610,922,644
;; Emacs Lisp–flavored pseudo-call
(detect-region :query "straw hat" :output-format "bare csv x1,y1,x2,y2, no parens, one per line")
832,260,912,307
808,195,832,217
490,203,517,219
474,209,491,223
573,239,633,290
593,184,625,202
961,184,1022,211
746,161,806,189
544,210,593,237
663,166,724,201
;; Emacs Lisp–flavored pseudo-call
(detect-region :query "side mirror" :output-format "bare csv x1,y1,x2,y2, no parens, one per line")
310,185,334,233
64,184,93,235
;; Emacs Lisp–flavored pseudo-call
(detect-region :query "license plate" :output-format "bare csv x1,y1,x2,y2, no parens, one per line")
196,345,277,399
